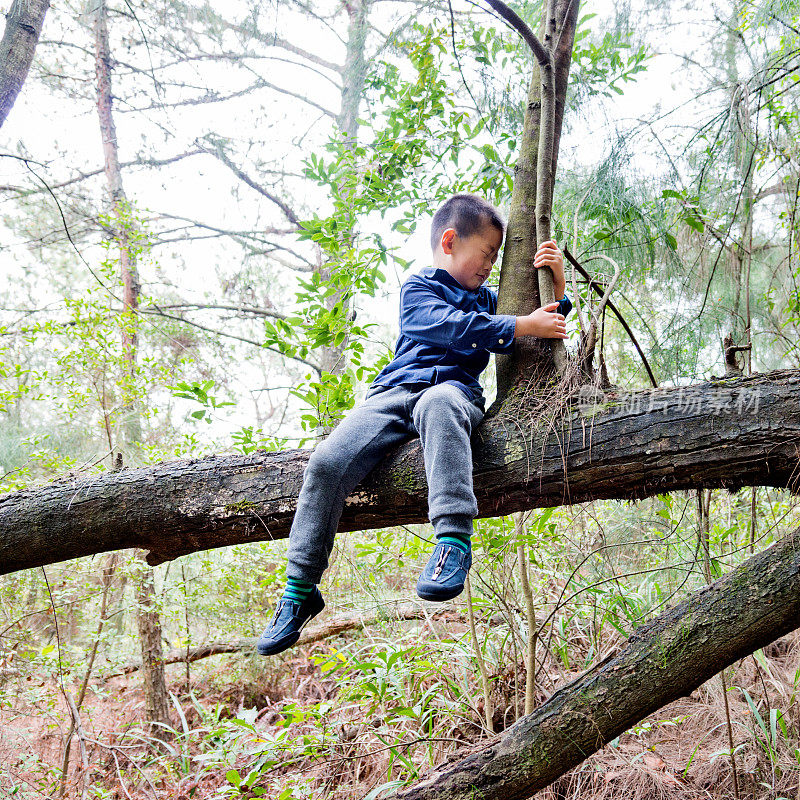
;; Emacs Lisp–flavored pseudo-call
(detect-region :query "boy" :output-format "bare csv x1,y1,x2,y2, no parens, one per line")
258,193,571,656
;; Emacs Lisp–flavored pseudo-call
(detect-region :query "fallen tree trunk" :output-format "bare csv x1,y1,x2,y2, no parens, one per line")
1,369,799,574
390,526,800,800
112,602,457,676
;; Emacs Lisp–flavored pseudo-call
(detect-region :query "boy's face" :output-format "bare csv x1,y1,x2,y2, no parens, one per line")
438,223,503,291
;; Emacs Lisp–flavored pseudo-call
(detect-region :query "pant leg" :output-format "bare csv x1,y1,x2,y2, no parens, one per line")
287,385,415,584
410,384,484,539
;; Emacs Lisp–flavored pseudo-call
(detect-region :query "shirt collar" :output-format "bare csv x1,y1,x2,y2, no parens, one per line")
419,266,481,293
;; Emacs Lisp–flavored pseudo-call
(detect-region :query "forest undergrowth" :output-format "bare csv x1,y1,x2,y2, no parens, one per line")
1,491,799,799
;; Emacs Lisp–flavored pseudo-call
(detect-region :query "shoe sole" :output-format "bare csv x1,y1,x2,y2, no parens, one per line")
416,584,465,602
257,631,301,657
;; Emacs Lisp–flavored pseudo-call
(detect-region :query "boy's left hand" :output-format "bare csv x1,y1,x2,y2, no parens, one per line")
534,240,566,301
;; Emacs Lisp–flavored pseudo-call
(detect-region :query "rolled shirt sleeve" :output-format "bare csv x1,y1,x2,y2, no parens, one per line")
400,279,517,353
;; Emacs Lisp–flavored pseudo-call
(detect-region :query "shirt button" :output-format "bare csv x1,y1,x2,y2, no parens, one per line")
498,338,504,344
471,343,477,348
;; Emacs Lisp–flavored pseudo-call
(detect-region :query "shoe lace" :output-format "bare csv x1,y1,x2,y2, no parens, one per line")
432,546,450,580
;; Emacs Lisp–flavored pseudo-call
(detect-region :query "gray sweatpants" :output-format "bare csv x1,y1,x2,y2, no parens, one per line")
287,382,485,584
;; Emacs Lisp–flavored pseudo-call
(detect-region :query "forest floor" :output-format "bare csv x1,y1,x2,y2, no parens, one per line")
1,622,798,799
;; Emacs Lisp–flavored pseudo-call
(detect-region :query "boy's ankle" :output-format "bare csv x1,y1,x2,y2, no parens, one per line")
282,577,316,603
436,533,470,553
433,514,473,553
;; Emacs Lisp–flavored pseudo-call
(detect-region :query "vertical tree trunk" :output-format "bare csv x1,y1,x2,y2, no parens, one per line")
720,2,755,366
515,512,537,714
316,0,371,434
94,0,170,736
321,0,369,375
494,0,580,404
135,557,171,731
337,0,369,146
94,0,141,444
0,0,50,128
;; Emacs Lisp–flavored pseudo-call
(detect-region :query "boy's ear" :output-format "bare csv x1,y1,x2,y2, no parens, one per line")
440,228,457,254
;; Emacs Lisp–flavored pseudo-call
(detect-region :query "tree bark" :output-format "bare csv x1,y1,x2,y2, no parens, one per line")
94,0,142,444
389,526,800,800
494,0,580,401
1,369,798,575
94,0,168,736
337,0,369,146
134,558,171,733
0,0,50,128
314,0,371,426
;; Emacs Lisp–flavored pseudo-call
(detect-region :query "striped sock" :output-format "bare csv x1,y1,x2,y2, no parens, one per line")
437,532,471,553
282,577,315,603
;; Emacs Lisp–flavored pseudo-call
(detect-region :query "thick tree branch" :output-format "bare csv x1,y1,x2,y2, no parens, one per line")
390,527,800,799
482,0,548,65
755,178,795,202
1,370,798,575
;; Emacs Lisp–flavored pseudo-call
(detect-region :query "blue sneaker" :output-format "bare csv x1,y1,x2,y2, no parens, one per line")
257,587,325,656
416,543,472,601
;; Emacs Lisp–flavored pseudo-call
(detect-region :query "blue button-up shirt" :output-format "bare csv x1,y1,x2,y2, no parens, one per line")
370,266,572,407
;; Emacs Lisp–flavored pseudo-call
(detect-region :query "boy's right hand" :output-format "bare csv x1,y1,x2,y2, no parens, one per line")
514,302,568,339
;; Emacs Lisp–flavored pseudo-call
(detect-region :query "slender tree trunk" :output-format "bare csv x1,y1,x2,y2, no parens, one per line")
493,0,580,403
94,0,169,736
696,489,741,799
466,575,494,732
720,3,755,368
534,0,556,254
315,0,370,386
94,0,141,444
0,0,50,128
337,0,369,147
134,557,170,732
515,512,536,714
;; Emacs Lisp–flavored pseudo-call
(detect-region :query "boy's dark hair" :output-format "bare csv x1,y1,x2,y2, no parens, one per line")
430,193,505,251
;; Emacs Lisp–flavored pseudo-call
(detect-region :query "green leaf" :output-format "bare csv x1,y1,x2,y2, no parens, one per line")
683,212,705,233
226,769,242,788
